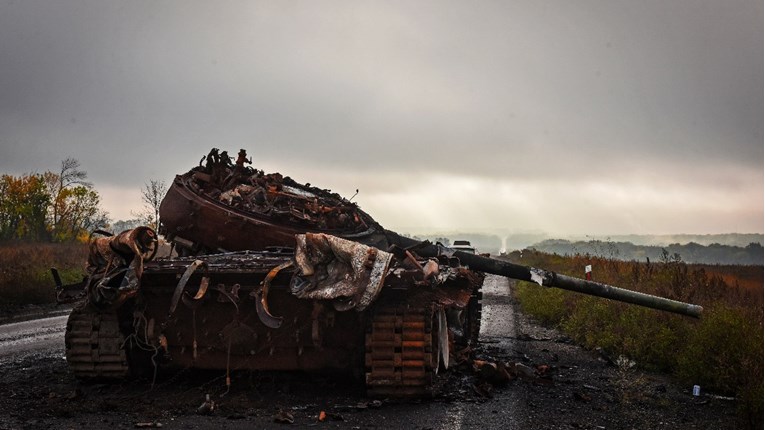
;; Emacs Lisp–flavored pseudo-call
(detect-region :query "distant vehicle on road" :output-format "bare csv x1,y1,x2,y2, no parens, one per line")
452,240,476,254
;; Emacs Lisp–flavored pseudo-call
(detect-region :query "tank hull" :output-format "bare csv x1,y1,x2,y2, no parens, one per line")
64,234,484,397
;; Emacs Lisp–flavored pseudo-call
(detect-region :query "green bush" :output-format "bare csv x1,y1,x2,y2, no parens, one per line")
675,304,763,423
562,296,619,350
676,306,748,392
515,280,569,325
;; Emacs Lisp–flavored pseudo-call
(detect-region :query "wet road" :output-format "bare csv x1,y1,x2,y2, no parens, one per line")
0,315,67,361
437,274,523,429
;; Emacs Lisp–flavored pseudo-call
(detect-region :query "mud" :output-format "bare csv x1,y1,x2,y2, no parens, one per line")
0,276,739,429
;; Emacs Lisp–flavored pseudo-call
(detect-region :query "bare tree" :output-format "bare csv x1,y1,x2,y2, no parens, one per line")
139,179,167,232
43,158,92,230
41,158,107,241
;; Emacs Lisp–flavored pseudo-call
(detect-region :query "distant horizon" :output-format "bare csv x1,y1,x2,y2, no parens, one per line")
397,231,764,251
394,229,765,238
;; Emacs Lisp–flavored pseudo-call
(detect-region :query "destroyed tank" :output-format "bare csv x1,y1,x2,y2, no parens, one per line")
55,148,702,398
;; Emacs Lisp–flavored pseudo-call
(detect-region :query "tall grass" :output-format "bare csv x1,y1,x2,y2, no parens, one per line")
0,242,88,304
508,250,763,428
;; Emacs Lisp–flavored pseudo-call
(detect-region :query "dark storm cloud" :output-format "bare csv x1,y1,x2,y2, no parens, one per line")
0,0,761,232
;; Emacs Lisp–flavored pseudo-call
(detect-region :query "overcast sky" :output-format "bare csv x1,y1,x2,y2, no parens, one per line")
0,0,762,236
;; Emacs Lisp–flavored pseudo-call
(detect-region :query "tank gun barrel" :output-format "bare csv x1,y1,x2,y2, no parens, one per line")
385,231,703,318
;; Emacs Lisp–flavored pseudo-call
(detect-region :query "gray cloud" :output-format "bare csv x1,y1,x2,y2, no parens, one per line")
0,0,761,233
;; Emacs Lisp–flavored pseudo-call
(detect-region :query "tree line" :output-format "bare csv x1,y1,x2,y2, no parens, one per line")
0,159,166,242
530,238,764,266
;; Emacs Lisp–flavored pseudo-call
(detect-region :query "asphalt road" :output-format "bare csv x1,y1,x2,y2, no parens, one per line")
0,315,67,361
0,275,740,429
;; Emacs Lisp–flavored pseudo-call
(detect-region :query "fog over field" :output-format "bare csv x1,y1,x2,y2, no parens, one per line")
0,1,761,236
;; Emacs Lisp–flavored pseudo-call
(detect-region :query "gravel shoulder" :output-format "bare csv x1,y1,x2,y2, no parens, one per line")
0,276,740,429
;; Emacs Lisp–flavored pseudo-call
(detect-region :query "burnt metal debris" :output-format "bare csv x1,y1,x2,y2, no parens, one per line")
58,148,702,398
62,232,482,396
160,148,389,253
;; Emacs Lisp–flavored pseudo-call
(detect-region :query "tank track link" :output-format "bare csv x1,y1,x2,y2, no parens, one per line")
365,304,437,397
65,306,129,379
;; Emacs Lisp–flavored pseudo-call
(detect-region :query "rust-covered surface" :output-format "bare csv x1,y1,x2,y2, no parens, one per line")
74,227,159,309
66,227,483,396
160,148,389,254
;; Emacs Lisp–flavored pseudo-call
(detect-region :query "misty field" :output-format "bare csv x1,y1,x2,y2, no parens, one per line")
506,250,763,427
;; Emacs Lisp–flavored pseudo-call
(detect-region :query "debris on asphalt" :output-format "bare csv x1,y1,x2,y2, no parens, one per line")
196,394,215,415
273,409,295,424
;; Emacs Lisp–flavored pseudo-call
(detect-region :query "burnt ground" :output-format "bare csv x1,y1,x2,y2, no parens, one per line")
0,276,742,430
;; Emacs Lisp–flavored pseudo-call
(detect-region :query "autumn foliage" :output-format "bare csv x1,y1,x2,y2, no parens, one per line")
0,159,108,243
0,174,50,241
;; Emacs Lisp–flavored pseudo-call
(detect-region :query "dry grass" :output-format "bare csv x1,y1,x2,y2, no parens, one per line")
0,242,88,304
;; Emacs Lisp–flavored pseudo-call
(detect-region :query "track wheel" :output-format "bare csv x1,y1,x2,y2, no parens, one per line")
365,304,440,397
65,306,129,379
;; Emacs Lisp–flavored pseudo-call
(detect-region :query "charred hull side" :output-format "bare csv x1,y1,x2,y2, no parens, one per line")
64,233,485,397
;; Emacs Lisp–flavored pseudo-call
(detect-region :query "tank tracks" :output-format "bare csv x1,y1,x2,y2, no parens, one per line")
365,304,437,397
65,306,130,379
